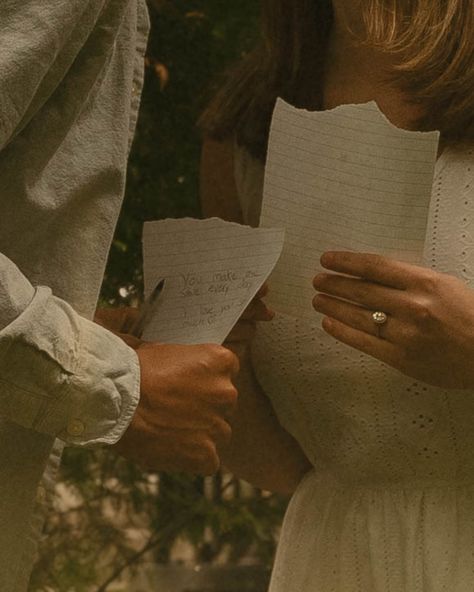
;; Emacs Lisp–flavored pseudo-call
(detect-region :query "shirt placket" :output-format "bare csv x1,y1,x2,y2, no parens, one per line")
128,0,150,153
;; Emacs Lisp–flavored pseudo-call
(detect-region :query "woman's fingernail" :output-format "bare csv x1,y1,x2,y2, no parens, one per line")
320,252,334,267
313,273,326,287
322,317,333,330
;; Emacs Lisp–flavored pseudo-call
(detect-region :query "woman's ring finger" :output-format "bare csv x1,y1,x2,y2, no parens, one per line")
372,310,388,339
314,295,393,340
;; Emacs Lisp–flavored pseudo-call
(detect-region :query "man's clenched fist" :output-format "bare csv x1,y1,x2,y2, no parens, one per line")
114,342,239,475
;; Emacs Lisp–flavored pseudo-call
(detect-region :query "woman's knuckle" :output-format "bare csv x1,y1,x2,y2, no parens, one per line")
361,255,381,277
409,299,435,325
350,282,366,301
370,254,384,268
418,272,440,294
403,328,423,353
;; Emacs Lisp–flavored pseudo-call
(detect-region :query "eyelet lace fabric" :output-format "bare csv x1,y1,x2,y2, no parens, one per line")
235,142,474,591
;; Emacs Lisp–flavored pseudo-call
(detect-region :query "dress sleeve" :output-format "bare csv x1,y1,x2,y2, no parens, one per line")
0,1,141,447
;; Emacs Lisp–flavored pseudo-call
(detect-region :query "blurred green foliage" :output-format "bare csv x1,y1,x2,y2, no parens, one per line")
30,3,288,590
101,0,260,304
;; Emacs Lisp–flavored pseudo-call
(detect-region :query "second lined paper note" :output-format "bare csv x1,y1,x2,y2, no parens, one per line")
141,218,284,344
260,99,440,323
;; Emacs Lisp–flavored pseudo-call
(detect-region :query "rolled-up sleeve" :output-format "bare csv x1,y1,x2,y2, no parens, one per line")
0,0,98,150
0,256,140,446
0,1,142,447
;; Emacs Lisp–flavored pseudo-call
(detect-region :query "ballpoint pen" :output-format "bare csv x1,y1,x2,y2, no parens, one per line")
123,278,166,338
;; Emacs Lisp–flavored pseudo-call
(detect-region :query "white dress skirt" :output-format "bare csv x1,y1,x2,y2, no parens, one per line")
234,141,474,591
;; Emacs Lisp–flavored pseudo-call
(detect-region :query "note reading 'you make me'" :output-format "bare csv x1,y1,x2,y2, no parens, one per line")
141,218,285,344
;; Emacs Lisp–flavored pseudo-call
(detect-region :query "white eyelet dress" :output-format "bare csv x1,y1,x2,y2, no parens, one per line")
234,140,474,591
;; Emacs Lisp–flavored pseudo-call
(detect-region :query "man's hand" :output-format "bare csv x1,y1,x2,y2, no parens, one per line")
114,342,239,475
94,306,142,348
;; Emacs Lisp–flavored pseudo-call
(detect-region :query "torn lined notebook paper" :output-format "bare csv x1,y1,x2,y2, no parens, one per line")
141,218,284,344
260,99,440,323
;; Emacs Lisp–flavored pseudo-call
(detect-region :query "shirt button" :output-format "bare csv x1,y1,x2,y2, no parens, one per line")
67,419,85,437
132,84,139,96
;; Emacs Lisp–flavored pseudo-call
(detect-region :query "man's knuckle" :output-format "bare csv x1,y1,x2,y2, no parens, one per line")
203,458,220,476
209,417,232,445
203,344,237,369
197,440,219,475
220,346,238,368
208,380,237,403
194,439,211,461
209,416,222,435
196,345,222,372
220,421,232,445
201,343,222,360
223,383,238,406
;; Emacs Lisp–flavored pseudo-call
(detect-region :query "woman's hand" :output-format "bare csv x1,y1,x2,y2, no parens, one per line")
226,283,274,345
312,251,474,390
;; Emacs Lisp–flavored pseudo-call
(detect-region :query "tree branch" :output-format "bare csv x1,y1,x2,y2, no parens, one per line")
95,512,193,592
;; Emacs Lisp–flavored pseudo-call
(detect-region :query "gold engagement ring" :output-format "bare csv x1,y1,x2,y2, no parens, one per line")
372,311,388,338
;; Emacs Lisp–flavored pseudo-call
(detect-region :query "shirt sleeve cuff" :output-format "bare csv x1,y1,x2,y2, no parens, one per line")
60,320,141,447
0,286,141,446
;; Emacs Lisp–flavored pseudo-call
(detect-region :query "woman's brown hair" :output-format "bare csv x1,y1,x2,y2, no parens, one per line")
200,0,474,160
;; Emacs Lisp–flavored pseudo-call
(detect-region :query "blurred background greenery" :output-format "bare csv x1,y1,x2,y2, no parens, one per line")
102,0,261,304
29,2,289,591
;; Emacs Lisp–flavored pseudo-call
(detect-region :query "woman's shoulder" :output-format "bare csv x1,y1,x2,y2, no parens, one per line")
439,140,474,182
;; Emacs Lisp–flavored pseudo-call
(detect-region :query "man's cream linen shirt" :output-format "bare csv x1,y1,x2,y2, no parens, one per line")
0,1,149,589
